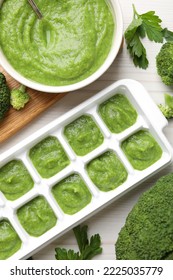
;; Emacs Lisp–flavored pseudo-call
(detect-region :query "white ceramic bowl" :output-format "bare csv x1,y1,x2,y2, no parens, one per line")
0,0,123,93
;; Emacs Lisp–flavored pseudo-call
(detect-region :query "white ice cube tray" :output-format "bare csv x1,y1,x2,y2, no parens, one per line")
0,79,173,260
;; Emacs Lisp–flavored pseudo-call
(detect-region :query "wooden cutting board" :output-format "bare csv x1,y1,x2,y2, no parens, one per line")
0,66,67,144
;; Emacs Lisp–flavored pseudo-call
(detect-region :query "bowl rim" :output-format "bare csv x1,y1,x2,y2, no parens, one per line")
0,0,123,93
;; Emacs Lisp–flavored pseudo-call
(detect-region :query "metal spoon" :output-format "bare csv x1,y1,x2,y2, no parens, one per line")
27,0,43,19
0,0,43,19
0,0,4,8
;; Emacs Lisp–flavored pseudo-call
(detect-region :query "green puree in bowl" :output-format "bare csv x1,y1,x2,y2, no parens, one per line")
0,0,114,86
0,220,22,260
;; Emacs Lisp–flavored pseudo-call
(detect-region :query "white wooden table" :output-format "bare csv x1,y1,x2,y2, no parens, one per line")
1,0,173,260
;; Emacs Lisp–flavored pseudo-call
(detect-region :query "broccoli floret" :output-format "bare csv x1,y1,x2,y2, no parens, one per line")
156,42,173,86
158,93,173,119
10,85,30,110
115,173,173,260
0,72,10,120
158,104,173,119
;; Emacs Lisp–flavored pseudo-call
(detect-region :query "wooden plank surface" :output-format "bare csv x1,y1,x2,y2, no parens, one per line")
0,66,67,143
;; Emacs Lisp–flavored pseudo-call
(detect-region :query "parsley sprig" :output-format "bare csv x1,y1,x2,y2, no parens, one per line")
125,4,173,69
55,225,102,260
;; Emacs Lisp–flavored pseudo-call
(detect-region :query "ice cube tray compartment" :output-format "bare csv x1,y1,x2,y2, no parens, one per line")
0,79,172,260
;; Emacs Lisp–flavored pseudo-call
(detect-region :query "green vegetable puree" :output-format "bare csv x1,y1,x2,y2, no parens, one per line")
0,160,34,201
87,151,128,192
29,136,70,178
17,196,57,237
52,174,92,215
64,115,104,156
122,130,163,170
0,0,114,86
0,220,22,260
99,94,138,133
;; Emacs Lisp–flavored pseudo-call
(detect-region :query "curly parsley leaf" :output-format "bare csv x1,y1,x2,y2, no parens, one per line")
162,28,173,42
73,225,102,260
55,225,102,260
140,11,163,42
125,18,142,43
55,248,81,260
81,234,102,260
125,4,165,69
127,33,149,69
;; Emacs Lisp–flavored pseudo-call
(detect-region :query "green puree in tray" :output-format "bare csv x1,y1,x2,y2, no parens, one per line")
52,174,92,215
0,160,34,201
17,196,57,237
29,136,70,178
64,115,104,156
122,130,163,170
99,94,138,133
87,151,128,192
0,0,114,86
0,220,21,260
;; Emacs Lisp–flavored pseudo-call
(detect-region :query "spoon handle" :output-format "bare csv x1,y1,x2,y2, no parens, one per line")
0,0,4,8
27,0,43,19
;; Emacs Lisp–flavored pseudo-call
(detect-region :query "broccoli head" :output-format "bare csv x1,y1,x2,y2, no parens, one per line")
158,104,173,119
115,173,173,260
156,42,173,86
0,72,10,120
10,85,30,110
158,93,173,119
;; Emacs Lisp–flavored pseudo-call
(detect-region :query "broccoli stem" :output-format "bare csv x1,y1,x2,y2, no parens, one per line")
19,85,26,93
165,93,173,108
